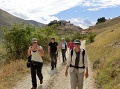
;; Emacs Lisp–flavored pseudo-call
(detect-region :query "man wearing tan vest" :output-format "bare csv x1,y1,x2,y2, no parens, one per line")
65,39,89,89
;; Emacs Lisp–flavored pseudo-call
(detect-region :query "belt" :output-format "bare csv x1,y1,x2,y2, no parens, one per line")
70,64,85,69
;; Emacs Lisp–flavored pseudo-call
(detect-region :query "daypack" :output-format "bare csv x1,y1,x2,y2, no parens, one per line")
27,55,31,68
70,49,85,69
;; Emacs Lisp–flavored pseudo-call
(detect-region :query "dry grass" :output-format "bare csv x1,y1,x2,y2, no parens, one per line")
89,16,120,35
0,59,29,89
86,17,120,89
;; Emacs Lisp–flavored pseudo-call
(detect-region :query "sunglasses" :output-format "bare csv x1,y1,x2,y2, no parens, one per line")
74,43,80,45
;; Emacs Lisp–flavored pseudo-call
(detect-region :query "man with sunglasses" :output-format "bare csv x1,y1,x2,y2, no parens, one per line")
65,39,88,89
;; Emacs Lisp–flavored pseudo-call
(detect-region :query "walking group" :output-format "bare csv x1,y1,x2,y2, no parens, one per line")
27,37,88,89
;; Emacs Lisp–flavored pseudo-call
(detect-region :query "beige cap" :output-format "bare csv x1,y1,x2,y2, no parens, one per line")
32,38,37,42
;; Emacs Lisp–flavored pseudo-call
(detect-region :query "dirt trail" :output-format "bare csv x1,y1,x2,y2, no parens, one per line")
14,40,96,89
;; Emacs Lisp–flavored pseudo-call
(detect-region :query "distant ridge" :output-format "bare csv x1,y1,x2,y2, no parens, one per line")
0,9,45,37
87,16,120,34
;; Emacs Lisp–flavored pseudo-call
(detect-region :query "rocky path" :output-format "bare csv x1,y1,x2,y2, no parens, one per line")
14,40,96,89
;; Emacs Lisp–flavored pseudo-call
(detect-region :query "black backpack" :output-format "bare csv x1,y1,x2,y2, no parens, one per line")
27,55,31,68
70,49,85,69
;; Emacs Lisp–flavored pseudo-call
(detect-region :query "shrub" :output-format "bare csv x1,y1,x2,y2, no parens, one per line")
2,24,35,60
86,33,96,43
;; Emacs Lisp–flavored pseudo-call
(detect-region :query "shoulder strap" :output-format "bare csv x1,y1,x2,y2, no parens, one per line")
82,49,85,66
71,49,73,61
71,49,85,65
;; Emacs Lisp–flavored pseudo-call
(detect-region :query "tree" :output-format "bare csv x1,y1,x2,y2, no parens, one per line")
2,23,35,60
96,17,106,24
2,23,60,61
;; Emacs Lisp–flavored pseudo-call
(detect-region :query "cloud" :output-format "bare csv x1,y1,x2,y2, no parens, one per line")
0,0,120,25
0,0,83,23
69,18,95,29
81,0,120,11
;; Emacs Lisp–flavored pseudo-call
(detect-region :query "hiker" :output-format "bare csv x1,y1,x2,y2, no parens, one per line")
68,39,74,51
65,39,88,89
48,38,59,71
60,38,67,64
27,38,44,89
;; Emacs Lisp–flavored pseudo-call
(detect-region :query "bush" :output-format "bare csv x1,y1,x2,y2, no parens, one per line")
2,24,35,60
86,33,96,43
2,24,60,61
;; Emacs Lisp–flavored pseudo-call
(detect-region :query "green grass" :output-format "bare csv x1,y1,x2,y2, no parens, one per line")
86,17,120,89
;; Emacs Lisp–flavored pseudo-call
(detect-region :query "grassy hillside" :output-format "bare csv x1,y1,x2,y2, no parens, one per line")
0,9,45,37
89,16,120,35
86,17,120,89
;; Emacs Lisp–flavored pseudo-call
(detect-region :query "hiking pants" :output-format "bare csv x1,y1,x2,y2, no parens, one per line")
70,69,84,89
30,61,43,88
50,52,57,70
61,49,66,62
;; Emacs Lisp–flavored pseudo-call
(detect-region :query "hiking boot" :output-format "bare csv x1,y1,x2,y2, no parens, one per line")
51,67,54,70
31,87,36,89
40,80,43,84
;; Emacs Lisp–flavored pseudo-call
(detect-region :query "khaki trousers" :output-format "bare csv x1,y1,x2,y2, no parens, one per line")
70,69,84,89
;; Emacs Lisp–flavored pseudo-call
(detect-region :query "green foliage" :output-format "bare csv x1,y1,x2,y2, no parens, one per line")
30,26,60,62
2,24,60,61
33,26,59,52
2,23,35,60
96,17,106,24
86,33,96,43
61,32,87,43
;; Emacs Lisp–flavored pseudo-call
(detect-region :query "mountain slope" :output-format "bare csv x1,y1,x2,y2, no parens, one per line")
86,16,120,89
88,16,120,34
0,9,45,37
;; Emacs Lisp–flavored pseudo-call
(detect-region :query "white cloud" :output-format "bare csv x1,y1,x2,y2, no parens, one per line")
0,0,82,23
69,18,95,29
81,0,120,11
0,0,120,26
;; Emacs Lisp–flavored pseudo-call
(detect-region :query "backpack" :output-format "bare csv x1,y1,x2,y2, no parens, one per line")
27,55,31,68
70,49,85,69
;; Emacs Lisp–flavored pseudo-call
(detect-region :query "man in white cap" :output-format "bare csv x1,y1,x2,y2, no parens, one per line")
65,39,88,89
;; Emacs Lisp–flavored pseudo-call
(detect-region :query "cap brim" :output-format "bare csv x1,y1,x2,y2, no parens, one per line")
32,41,37,42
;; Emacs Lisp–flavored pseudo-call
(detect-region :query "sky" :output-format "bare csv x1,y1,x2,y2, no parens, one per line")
0,0,120,29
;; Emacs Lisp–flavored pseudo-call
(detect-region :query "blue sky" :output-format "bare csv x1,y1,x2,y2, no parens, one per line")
0,0,120,29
